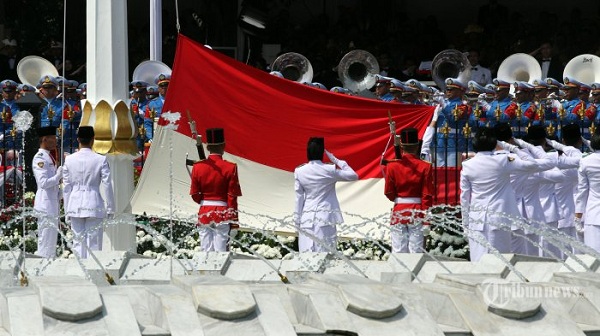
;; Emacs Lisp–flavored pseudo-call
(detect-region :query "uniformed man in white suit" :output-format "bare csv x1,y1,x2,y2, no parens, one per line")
575,133,600,253
63,126,114,258
33,126,63,258
294,137,358,252
460,127,555,261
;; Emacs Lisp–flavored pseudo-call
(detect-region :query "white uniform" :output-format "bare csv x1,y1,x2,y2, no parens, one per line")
553,145,583,253
294,156,358,252
32,149,62,258
63,148,114,258
461,149,554,262
509,146,547,255
575,151,600,253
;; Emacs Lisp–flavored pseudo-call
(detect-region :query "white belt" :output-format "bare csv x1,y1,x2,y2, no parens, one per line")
395,197,421,204
72,185,99,192
200,200,227,206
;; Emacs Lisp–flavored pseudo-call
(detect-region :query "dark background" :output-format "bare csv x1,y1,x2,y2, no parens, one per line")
2,0,600,88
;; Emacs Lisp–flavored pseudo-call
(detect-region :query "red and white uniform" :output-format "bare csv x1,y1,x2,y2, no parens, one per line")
190,154,242,251
384,153,434,253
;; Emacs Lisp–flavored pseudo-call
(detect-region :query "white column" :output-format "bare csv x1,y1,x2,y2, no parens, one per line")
86,0,129,104
150,0,162,61
86,0,136,252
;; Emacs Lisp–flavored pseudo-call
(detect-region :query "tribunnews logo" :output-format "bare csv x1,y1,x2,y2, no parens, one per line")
480,278,586,307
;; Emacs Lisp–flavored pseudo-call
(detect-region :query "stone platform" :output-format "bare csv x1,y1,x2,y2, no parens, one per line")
0,251,599,335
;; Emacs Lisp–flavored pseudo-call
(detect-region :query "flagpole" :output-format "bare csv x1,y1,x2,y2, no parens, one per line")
150,0,162,61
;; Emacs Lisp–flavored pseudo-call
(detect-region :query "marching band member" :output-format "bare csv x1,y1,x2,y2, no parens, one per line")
432,78,471,167
374,75,394,102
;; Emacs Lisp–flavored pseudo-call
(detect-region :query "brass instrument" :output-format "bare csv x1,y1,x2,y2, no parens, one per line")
337,50,380,93
563,54,600,85
17,56,58,86
497,53,542,94
431,49,471,90
271,52,313,83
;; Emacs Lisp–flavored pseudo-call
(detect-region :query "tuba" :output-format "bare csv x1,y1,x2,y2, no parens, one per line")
132,60,172,85
497,53,541,93
431,49,471,90
17,56,58,86
270,52,313,83
563,54,600,85
337,50,380,93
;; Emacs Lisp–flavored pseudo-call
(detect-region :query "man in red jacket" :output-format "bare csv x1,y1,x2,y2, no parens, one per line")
384,128,434,253
190,128,242,251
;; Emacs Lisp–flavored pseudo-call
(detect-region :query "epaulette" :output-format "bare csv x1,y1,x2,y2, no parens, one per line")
35,152,43,157
508,156,515,162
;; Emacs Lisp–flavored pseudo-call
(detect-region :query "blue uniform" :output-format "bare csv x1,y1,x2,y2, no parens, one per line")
380,92,395,102
484,97,513,127
0,99,21,150
62,99,82,153
131,98,150,149
434,97,471,166
145,96,164,141
562,98,589,138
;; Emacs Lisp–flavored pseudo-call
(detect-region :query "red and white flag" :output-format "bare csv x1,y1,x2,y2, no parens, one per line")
131,35,434,238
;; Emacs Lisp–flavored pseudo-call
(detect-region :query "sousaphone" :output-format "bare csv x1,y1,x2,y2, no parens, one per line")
132,60,172,85
270,52,313,83
563,54,600,85
431,49,471,91
497,53,541,93
337,50,380,93
17,56,58,86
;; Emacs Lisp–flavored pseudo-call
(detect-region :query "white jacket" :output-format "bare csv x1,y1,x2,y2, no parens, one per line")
63,148,114,218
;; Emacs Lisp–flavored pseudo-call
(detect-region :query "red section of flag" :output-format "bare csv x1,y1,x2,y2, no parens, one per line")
161,34,434,179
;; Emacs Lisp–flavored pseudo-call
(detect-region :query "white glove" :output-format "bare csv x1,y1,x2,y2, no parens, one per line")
55,166,63,178
514,138,534,151
0,134,4,141
431,105,441,122
433,91,445,103
547,92,558,100
325,150,339,164
477,93,487,105
498,141,518,153
546,138,565,151
422,225,431,236
575,217,584,233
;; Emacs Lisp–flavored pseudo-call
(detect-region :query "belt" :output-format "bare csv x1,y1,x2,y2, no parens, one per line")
72,185,99,192
395,197,421,204
200,200,227,206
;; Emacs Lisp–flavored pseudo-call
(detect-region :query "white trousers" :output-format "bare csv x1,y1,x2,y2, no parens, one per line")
584,224,600,254
36,214,59,258
70,217,103,259
469,224,511,262
298,225,337,253
391,224,423,253
199,223,230,252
